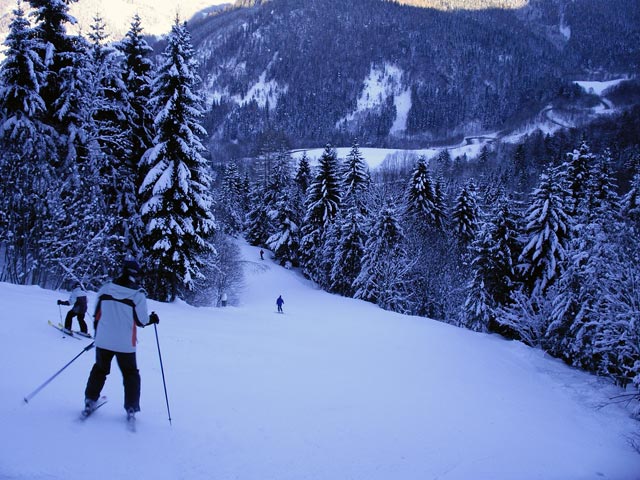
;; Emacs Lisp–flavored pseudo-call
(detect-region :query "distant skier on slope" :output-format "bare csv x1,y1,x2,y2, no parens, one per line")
276,295,284,313
57,283,89,335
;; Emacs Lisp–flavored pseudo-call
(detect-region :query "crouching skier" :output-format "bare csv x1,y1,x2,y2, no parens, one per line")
82,259,159,427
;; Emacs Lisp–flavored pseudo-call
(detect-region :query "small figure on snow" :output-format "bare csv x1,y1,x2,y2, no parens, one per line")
276,295,284,313
260,249,264,260
57,282,88,335
221,292,228,307
83,260,159,422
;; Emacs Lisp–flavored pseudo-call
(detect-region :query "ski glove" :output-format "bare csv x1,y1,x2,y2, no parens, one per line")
149,312,160,325
57,300,70,306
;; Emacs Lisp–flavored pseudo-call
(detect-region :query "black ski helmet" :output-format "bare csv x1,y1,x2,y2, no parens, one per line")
123,259,142,278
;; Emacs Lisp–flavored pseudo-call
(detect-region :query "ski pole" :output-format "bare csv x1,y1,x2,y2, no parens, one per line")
23,342,95,404
154,324,172,425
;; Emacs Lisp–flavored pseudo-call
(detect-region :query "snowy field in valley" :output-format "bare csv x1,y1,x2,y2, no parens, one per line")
1,240,640,480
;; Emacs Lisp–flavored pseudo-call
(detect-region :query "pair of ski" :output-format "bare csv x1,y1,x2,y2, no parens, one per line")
80,396,136,432
48,320,92,340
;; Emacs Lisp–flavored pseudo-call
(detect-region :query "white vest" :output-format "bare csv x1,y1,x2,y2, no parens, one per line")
93,282,149,353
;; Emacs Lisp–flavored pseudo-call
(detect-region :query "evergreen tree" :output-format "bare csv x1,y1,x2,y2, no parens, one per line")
432,176,447,230
115,14,155,257
0,3,55,284
88,15,139,263
264,150,292,212
28,0,78,136
434,148,451,178
245,183,272,247
404,156,441,231
117,13,155,191
330,205,366,296
341,141,371,212
264,153,300,265
295,151,312,196
518,167,571,297
353,202,410,313
451,180,479,245
266,187,300,266
599,261,640,388
564,141,595,215
300,144,342,283
40,32,117,287
140,17,216,301
512,143,528,192
464,197,521,332
292,152,312,237
547,154,623,372
217,162,245,235
622,172,640,230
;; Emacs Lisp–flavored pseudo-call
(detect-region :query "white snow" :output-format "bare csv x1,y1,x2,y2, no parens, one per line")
574,78,628,97
559,13,571,40
338,63,411,135
390,87,412,135
2,240,640,480
292,142,485,171
231,70,288,110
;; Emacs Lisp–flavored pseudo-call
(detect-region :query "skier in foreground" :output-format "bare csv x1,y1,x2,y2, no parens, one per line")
57,282,89,336
82,260,159,424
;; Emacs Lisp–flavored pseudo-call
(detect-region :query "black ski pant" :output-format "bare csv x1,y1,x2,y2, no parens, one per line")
64,310,88,333
85,347,141,412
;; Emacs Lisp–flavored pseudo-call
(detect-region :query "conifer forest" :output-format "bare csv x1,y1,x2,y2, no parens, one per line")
1,0,640,401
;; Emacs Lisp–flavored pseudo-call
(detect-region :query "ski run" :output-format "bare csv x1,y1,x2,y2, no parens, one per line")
1,240,640,479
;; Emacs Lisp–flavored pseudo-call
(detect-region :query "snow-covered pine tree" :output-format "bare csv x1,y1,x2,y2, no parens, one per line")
266,187,300,267
300,144,342,284
140,17,216,301
264,154,300,266
622,171,640,231
518,166,571,298
599,261,640,389
464,197,521,333
451,180,479,246
117,14,155,254
264,150,292,210
41,33,118,288
330,204,366,297
28,0,78,137
291,152,312,236
564,141,595,215
245,183,272,247
547,154,625,374
0,3,56,284
88,15,139,265
404,156,440,231
341,141,371,213
434,148,452,178
353,201,411,313
14,0,116,287
295,151,312,197
117,14,154,167
217,162,246,235
512,143,528,193
432,176,447,230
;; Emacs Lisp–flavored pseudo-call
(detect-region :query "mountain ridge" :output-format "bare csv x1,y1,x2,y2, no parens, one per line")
187,0,640,157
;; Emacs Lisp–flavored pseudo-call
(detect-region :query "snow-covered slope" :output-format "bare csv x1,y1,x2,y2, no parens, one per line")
1,240,639,479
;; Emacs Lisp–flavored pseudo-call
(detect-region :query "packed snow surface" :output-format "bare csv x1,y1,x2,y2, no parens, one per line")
1,241,639,480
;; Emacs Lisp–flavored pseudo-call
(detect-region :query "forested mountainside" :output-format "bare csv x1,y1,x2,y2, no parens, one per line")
184,0,640,157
